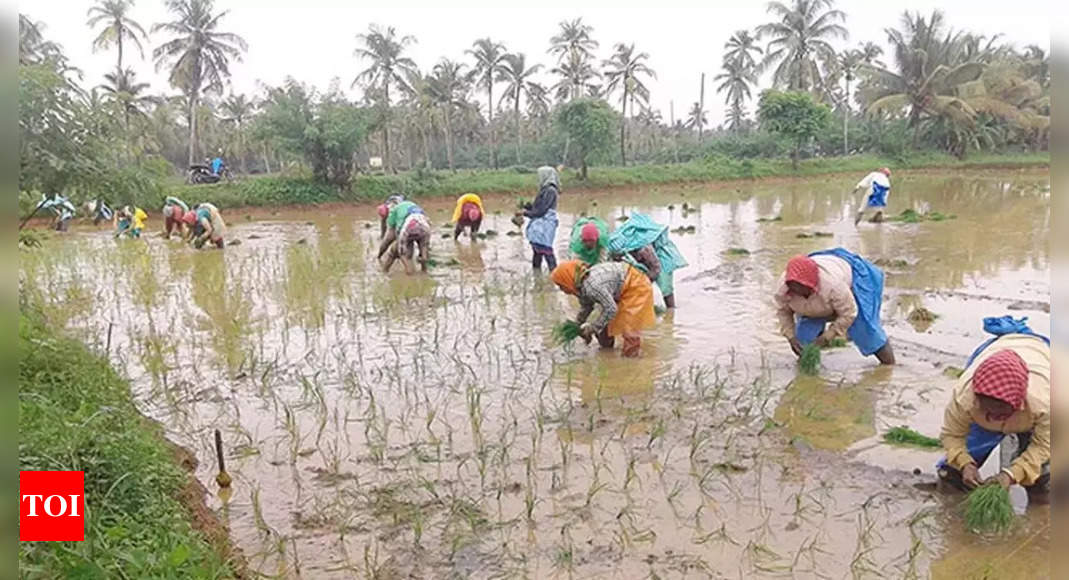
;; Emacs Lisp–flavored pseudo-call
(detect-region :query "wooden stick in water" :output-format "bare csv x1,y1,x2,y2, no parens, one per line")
214,429,232,488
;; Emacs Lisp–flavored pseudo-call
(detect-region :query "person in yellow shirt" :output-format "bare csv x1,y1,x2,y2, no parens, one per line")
114,206,148,239
937,329,1050,504
452,193,484,241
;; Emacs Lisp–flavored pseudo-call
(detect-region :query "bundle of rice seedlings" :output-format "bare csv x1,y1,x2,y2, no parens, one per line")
964,484,1015,534
552,320,582,345
824,337,849,348
799,344,821,375
884,426,941,448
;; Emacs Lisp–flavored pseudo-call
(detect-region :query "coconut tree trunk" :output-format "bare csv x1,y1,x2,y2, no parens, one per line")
619,87,627,165
843,76,851,156
487,80,495,169
117,32,123,71
514,93,522,164
187,92,198,166
262,143,271,173
383,81,392,173
444,106,455,172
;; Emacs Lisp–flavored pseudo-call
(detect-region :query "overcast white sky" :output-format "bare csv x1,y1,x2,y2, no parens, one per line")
21,0,1052,126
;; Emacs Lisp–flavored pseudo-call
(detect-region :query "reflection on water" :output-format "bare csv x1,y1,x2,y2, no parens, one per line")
20,169,1049,578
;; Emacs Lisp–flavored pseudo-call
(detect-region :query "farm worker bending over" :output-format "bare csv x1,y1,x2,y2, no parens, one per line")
452,193,484,240
191,202,227,248
774,248,895,364
378,194,405,239
936,318,1050,504
114,206,147,239
569,217,609,265
607,213,687,309
379,200,431,274
519,166,560,272
162,196,190,239
853,167,891,225
550,259,657,358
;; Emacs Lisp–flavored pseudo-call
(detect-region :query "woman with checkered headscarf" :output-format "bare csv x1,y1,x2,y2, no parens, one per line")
937,329,1051,504
773,248,895,365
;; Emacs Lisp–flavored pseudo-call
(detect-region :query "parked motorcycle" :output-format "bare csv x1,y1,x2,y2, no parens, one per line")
187,163,232,184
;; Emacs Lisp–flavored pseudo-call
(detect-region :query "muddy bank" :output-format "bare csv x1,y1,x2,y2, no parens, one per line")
17,311,242,578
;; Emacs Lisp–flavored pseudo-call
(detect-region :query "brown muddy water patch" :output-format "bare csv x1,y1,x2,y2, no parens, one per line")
21,169,1049,578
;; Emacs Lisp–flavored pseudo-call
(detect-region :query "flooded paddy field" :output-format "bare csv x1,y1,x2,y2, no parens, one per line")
20,168,1050,578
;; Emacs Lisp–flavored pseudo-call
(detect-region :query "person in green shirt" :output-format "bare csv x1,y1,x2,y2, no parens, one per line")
378,201,431,274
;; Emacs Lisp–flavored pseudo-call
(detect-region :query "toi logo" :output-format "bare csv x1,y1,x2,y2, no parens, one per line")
19,471,85,541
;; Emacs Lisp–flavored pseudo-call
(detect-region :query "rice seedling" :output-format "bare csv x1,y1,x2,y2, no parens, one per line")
964,484,1015,534
884,426,941,448
723,247,750,256
798,344,821,375
551,320,582,345
755,215,782,223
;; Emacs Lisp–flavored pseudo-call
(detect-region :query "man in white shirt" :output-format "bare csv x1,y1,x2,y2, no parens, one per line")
853,167,891,225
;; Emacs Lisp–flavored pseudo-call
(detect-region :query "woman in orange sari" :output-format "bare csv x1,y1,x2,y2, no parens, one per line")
550,259,656,357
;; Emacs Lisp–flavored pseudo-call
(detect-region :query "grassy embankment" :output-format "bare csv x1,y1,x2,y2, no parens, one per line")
18,311,240,578
165,151,1049,210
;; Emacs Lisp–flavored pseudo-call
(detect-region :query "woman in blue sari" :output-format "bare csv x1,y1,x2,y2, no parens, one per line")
520,166,560,272
773,248,895,364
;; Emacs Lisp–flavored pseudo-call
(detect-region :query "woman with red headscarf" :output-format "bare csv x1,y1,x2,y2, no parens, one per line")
568,217,609,265
452,193,485,241
774,248,895,364
937,330,1050,503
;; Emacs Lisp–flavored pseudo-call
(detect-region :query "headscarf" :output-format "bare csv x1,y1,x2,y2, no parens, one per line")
181,211,198,225
537,166,560,190
452,193,484,223
972,350,1029,416
581,222,600,243
466,206,482,222
785,255,819,292
879,167,891,177
570,217,609,265
378,204,390,218
550,259,588,295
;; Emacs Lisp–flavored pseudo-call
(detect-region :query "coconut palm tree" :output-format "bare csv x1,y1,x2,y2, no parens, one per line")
152,0,247,166
548,18,599,102
1022,44,1049,88
549,18,598,62
220,93,254,172
602,43,655,165
724,30,763,72
757,0,847,92
497,53,543,163
685,102,708,136
87,0,148,72
862,10,984,144
353,24,417,173
551,51,600,102
100,67,154,132
428,59,472,172
525,82,551,141
467,38,508,168
715,58,757,134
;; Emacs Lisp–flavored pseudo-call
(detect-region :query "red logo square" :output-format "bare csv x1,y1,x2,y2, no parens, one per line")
20,471,85,541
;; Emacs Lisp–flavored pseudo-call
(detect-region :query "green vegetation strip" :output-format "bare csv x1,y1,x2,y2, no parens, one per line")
160,152,1049,211
964,484,1015,534
19,312,237,578
884,426,941,448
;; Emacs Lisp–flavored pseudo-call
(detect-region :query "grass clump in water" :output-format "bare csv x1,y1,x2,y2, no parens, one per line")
908,307,938,323
964,484,1015,534
724,247,750,256
552,320,582,345
756,215,782,223
799,344,821,375
884,426,941,448
426,257,461,268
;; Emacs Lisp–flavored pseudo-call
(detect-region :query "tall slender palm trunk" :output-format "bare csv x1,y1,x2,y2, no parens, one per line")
514,95,522,164
383,81,392,173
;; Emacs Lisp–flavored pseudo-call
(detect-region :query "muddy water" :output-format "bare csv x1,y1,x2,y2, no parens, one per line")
20,168,1050,578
